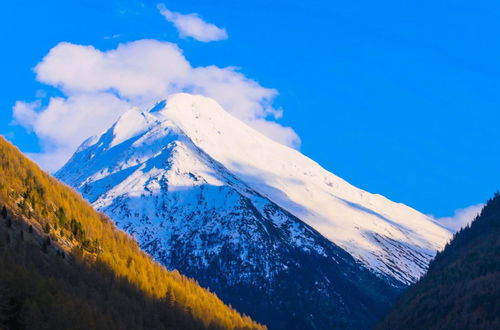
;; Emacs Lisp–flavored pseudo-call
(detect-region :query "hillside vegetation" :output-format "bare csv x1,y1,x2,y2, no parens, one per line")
0,136,264,330
378,193,500,329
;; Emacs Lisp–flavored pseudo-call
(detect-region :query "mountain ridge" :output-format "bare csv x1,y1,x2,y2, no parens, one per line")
56,93,451,328
378,193,500,329
58,106,401,328
58,93,450,284
0,135,263,329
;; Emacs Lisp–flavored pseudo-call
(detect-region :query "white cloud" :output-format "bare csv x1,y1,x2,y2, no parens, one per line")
13,39,299,171
12,100,40,129
158,4,228,42
14,93,132,170
35,40,191,98
436,204,483,232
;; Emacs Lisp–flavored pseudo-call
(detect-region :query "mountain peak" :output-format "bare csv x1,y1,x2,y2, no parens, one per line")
164,94,452,283
56,93,454,327
58,93,451,285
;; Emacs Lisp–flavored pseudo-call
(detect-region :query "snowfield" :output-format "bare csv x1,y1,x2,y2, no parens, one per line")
57,93,451,285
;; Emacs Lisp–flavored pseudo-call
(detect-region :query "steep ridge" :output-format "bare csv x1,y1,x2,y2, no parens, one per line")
0,136,263,330
56,96,402,329
56,93,452,328
378,193,500,329
159,95,452,284
59,93,451,284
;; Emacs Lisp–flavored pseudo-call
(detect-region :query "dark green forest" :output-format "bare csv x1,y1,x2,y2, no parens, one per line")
378,193,500,329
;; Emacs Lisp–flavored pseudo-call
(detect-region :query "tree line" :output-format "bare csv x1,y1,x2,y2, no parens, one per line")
0,136,264,330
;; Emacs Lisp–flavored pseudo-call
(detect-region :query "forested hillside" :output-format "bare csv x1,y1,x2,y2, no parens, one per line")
0,136,263,330
378,193,500,329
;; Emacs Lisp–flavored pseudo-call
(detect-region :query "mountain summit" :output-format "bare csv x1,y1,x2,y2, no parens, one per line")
57,93,451,328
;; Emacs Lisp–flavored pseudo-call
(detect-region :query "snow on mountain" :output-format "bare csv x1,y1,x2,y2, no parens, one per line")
56,94,407,329
59,93,450,284
163,95,453,283
55,93,456,328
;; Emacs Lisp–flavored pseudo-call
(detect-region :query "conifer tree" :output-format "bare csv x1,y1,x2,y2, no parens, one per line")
43,223,50,234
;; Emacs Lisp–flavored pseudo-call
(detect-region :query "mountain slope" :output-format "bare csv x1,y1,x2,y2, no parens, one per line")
378,193,500,329
0,208,209,330
58,93,450,285
57,99,400,329
0,136,263,330
56,93,450,328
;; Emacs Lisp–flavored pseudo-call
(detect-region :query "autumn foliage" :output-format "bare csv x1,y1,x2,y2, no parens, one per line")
0,136,264,329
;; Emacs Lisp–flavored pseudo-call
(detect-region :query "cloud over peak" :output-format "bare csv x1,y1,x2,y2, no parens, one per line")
13,40,299,171
158,4,228,42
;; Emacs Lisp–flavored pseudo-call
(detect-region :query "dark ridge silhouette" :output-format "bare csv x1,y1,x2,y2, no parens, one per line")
378,193,500,330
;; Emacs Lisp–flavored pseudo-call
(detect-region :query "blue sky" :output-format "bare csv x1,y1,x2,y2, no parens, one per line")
0,0,499,218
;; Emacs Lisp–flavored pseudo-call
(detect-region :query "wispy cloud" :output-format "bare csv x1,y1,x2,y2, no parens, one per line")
104,34,121,40
13,40,299,171
158,3,228,42
436,204,483,232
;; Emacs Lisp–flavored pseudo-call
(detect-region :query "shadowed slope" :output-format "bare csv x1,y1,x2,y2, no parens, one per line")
378,193,500,329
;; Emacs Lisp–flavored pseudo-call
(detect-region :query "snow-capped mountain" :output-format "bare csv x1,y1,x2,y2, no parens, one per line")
56,93,451,328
